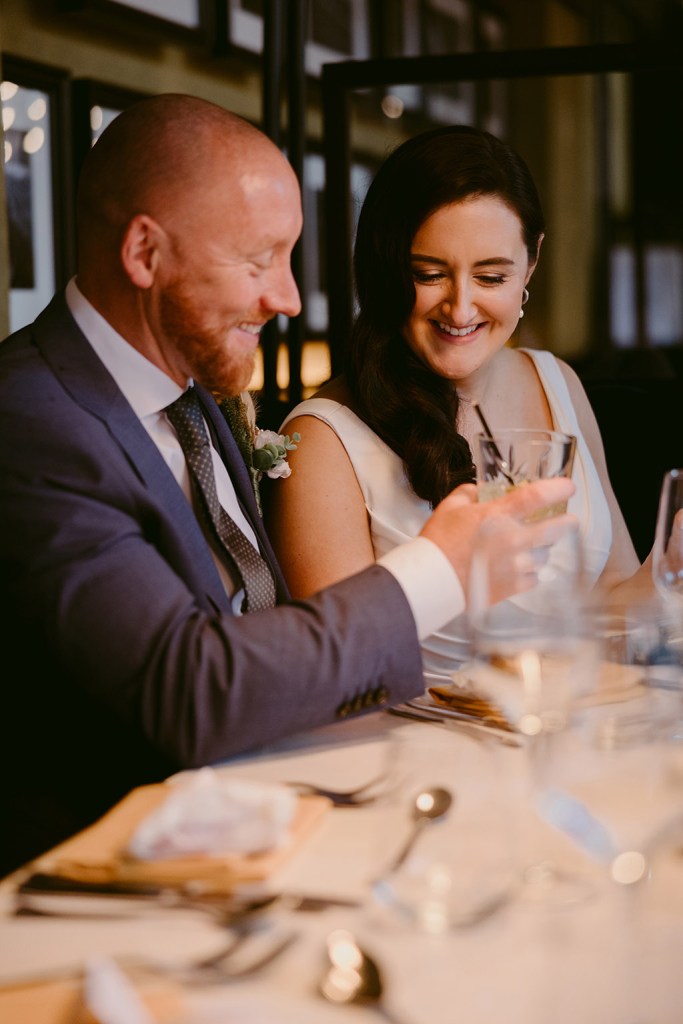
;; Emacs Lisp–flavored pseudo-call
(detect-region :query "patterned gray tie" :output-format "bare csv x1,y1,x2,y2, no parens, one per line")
165,388,276,612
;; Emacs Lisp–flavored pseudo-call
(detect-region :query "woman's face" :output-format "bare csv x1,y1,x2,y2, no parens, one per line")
402,195,538,384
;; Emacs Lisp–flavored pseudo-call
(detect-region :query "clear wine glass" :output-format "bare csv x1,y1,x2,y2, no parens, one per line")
653,469,683,620
537,646,683,1020
466,516,600,905
540,680,683,875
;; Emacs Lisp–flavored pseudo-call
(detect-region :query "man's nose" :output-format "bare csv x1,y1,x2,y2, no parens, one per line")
263,263,301,318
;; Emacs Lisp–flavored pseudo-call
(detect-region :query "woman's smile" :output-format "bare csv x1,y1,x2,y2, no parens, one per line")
432,319,484,340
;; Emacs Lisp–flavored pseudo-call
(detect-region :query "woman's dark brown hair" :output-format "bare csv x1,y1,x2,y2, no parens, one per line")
346,124,545,507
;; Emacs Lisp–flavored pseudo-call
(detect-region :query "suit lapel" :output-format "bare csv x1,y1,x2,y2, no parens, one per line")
33,295,232,613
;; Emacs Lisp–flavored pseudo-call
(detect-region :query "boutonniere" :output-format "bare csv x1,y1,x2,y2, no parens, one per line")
217,392,300,516
252,428,301,479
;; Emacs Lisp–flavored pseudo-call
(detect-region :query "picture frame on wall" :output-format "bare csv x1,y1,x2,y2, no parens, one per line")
388,0,475,125
70,79,148,182
302,151,327,337
225,0,262,54
1,56,73,333
224,0,370,76
419,0,475,124
56,0,213,44
306,0,370,77
302,149,375,338
476,5,508,136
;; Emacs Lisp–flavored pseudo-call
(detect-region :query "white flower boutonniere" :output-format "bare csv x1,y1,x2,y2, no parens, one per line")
252,429,301,480
217,391,301,516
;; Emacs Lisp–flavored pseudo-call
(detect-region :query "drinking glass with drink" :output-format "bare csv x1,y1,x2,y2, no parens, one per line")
474,425,576,520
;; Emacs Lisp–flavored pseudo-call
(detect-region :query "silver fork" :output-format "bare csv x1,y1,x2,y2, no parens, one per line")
286,771,388,806
126,921,296,983
147,924,299,984
1,924,298,990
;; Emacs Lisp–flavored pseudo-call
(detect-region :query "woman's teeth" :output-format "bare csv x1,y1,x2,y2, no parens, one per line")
437,321,479,337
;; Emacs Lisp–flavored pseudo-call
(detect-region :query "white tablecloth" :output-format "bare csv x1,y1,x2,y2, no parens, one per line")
2,712,683,1024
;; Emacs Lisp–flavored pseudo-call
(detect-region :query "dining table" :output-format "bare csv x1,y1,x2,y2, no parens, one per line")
2,706,683,1024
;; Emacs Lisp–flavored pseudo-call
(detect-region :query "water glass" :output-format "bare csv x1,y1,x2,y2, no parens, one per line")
371,721,515,933
653,468,683,615
467,518,600,903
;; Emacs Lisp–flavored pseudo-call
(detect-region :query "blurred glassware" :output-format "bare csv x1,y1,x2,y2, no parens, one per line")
467,516,599,904
540,681,683,872
537,645,683,1021
370,721,516,933
653,468,683,623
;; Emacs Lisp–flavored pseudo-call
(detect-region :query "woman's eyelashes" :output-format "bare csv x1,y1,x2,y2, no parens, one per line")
411,268,510,287
476,274,508,286
412,269,446,284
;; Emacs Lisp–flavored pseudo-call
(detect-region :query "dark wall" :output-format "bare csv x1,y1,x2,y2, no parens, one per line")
576,347,683,560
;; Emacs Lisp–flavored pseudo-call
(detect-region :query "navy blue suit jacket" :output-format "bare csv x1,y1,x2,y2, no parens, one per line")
0,294,423,873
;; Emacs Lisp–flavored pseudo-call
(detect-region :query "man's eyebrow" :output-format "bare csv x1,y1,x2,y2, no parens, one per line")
410,253,517,267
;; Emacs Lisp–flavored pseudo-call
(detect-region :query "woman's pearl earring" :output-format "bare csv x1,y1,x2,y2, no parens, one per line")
519,287,530,319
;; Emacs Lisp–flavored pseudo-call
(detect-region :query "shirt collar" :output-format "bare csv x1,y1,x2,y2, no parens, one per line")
65,277,187,419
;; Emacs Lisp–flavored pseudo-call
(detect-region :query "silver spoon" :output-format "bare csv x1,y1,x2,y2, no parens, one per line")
387,785,453,873
320,929,410,1024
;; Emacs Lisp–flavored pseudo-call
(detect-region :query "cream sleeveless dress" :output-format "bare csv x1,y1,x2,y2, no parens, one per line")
283,350,612,681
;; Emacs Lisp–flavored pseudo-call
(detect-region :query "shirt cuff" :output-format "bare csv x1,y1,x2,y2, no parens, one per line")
378,537,465,640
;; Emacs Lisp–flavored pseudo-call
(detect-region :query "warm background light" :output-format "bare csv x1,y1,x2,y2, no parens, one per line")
249,339,332,399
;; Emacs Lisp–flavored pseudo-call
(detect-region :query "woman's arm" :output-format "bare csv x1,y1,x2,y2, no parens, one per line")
266,412,376,599
558,360,644,593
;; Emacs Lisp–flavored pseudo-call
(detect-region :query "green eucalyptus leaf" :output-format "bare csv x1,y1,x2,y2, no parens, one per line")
253,449,275,471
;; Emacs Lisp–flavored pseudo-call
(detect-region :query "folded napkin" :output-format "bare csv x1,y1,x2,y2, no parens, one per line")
128,769,297,860
38,771,329,893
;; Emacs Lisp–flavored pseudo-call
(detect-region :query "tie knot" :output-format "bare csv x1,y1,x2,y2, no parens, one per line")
165,388,209,452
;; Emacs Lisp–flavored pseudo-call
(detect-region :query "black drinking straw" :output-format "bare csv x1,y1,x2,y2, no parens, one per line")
472,403,516,486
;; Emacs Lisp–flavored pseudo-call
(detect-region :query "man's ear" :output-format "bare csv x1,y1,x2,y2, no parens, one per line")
120,214,163,288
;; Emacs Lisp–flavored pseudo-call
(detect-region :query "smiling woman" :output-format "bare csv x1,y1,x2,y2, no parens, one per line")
405,196,538,390
267,124,643,683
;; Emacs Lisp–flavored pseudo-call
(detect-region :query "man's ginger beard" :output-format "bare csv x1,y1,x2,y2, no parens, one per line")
158,276,258,396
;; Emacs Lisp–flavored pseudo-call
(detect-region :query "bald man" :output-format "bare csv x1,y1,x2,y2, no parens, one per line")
0,95,573,873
